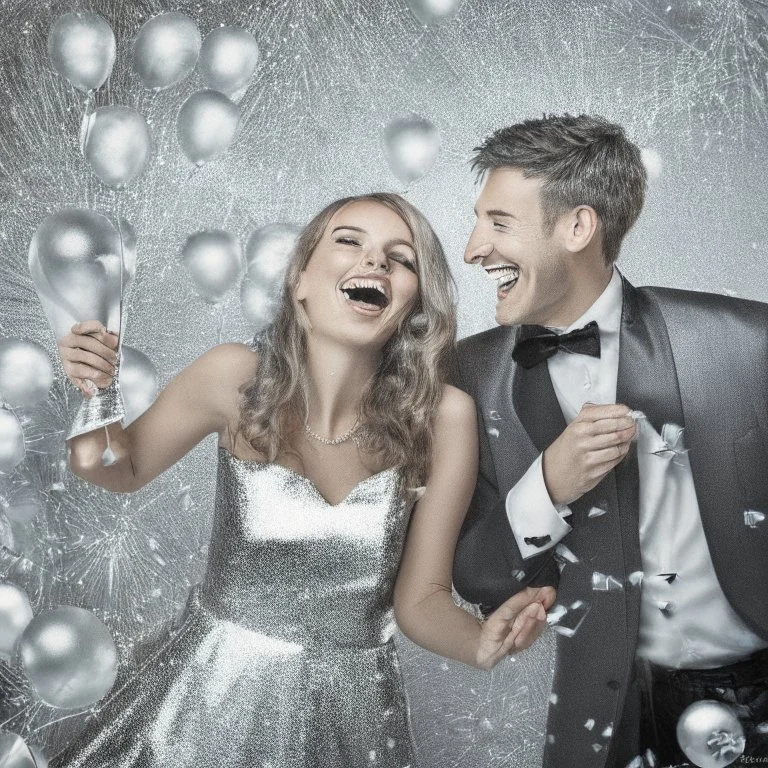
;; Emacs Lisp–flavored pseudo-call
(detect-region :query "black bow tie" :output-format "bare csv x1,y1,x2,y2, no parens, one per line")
512,320,601,369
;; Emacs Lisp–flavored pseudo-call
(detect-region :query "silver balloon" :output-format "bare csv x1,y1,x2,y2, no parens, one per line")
133,12,201,91
244,222,301,286
119,345,159,426
47,12,116,93
0,339,54,410
28,745,48,768
199,26,259,101
177,90,240,166
0,732,36,768
240,276,280,331
0,582,34,661
2,485,42,526
677,700,746,767
383,116,442,185
19,606,118,709
0,408,25,474
28,209,137,340
181,230,243,304
406,0,463,24
82,106,151,188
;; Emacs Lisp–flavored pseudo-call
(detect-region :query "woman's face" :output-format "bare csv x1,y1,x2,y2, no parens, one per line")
295,200,420,349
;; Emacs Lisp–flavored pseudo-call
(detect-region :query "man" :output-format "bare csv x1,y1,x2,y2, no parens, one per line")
450,114,768,767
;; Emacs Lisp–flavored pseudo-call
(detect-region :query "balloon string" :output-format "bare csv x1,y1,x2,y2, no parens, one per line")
83,91,94,210
216,302,224,344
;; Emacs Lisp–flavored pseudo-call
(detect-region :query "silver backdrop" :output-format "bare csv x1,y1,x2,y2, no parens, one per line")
1,0,767,764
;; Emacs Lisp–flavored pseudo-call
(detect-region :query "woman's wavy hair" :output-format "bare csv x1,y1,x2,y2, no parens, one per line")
237,192,457,487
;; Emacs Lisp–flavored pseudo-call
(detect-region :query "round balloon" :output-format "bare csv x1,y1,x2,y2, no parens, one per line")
0,408,25,474
119,346,159,426
133,12,201,91
82,106,151,188
383,116,441,185
0,732,36,768
0,582,34,661
244,222,301,286
406,0,462,24
28,209,137,340
240,276,280,331
0,339,54,409
3,485,42,526
47,12,116,93
177,90,240,166
677,700,746,767
19,605,118,709
181,230,243,304
199,26,259,101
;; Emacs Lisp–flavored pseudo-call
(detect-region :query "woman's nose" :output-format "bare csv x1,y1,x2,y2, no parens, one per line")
361,250,390,273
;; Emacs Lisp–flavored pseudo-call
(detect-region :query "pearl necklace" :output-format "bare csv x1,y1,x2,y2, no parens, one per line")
304,419,359,446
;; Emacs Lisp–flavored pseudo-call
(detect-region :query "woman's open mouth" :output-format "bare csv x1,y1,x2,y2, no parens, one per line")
340,278,390,312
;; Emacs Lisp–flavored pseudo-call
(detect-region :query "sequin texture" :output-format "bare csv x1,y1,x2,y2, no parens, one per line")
51,448,416,767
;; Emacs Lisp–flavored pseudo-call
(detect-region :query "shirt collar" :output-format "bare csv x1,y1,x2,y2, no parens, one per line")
554,267,623,335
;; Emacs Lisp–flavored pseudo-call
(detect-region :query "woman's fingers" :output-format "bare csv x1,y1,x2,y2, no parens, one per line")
67,363,113,389
65,348,117,376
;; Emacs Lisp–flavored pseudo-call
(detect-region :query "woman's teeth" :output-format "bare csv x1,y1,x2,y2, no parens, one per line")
340,279,389,308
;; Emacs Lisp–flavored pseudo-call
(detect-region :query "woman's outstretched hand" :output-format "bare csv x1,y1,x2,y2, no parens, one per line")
58,321,119,398
476,586,556,670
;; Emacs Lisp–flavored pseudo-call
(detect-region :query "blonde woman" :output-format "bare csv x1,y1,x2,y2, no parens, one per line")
52,193,554,768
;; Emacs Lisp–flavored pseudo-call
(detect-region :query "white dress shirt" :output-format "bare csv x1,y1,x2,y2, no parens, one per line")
506,268,767,668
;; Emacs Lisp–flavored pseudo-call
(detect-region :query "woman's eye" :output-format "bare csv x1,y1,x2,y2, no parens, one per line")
391,253,417,273
336,237,360,246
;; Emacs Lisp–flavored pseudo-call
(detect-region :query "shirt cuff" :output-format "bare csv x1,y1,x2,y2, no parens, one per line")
505,454,573,560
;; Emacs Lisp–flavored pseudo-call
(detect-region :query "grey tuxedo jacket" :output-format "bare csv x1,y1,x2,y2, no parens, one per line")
450,277,768,768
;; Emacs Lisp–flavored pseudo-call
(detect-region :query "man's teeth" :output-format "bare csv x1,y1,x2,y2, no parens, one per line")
484,266,519,290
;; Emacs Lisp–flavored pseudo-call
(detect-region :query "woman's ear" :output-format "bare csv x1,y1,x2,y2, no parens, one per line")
295,271,307,301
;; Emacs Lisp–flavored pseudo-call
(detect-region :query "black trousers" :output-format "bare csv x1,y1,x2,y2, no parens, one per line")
609,648,768,767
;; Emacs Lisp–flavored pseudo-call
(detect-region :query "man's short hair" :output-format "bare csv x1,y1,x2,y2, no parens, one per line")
471,114,647,265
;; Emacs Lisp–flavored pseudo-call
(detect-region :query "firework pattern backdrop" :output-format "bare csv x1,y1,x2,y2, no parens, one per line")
1,0,767,764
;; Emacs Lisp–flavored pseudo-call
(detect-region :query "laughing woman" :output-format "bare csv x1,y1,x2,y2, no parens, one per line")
52,193,554,768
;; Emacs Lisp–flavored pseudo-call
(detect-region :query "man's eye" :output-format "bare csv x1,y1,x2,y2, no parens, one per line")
492,221,507,230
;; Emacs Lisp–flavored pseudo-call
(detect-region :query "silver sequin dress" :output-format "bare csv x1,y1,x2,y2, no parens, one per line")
51,447,417,768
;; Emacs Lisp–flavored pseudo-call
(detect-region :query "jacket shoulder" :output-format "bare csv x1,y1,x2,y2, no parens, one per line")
641,285,768,324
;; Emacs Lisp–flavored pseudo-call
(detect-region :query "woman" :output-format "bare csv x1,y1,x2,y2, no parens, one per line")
52,193,554,767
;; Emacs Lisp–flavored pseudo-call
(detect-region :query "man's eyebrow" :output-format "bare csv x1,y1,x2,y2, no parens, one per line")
472,207,516,219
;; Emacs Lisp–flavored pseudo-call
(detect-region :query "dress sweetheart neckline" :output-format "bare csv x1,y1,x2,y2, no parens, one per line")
217,445,400,508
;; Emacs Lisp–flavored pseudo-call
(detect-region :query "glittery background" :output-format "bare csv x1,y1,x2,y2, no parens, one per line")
1,0,767,764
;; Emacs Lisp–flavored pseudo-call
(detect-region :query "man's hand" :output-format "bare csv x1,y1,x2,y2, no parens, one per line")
476,586,557,670
543,403,636,506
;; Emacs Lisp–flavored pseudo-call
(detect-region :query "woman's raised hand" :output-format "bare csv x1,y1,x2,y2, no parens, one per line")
58,321,119,398
476,586,556,671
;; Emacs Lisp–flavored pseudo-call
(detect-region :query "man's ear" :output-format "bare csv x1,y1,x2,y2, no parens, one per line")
563,205,600,253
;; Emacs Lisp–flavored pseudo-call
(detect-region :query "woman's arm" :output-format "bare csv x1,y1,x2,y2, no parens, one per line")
393,385,554,670
61,321,257,494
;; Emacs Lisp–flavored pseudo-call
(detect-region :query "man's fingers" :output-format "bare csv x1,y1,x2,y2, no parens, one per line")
588,425,637,449
576,403,633,423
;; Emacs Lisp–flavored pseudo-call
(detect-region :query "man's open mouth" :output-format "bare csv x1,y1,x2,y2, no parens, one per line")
340,279,390,309
484,264,519,293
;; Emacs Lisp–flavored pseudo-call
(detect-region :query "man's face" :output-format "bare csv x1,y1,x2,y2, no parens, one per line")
465,167,576,328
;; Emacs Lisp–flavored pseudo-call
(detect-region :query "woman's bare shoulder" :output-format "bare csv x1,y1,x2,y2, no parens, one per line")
436,383,476,423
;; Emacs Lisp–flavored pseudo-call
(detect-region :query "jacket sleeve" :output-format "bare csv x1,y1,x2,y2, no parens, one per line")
447,346,560,615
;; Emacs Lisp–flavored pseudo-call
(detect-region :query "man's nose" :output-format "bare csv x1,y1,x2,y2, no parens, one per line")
464,237,494,265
